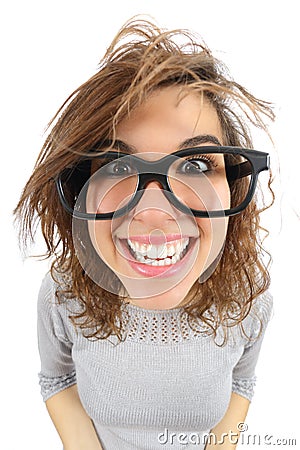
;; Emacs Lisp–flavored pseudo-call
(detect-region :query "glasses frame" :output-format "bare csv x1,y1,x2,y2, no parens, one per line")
56,146,270,219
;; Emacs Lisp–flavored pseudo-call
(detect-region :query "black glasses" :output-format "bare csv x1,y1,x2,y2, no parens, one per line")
56,146,270,219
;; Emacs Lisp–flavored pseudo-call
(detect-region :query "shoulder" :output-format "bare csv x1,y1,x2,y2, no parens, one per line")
37,271,81,338
242,290,273,342
249,290,273,327
37,270,68,307
38,270,79,311
38,271,56,299
37,271,58,314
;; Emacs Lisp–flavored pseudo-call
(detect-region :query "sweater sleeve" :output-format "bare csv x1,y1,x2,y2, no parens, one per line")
232,291,273,401
37,273,77,402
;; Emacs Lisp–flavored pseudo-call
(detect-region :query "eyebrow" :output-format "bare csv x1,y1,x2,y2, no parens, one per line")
105,134,222,154
178,134,222,149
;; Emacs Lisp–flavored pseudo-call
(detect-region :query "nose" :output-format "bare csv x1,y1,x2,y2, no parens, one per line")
130,181,179,226
143,179,164,192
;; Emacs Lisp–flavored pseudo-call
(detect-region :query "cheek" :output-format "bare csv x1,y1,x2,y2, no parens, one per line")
214,179,231,210
196,218,211,238
195,216,229,268
88,221,115,260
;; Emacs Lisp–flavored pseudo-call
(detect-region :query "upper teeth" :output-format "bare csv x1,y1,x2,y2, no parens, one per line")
127,237,189,265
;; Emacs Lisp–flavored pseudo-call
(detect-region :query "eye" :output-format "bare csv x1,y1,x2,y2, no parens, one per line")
102,159,135,177
178,157,212,175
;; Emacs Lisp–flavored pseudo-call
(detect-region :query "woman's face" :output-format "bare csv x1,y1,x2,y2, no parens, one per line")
87,86,230,309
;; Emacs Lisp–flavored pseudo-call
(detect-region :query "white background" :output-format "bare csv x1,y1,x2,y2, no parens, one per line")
1,0,299,449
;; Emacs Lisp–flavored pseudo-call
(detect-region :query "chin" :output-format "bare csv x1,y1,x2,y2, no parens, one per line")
127,279,196,310
129,296,181,311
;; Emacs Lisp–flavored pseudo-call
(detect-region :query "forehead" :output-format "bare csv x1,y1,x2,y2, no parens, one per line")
115,86,224,153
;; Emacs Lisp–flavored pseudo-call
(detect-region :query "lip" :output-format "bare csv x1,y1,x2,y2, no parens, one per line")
117,237,197,278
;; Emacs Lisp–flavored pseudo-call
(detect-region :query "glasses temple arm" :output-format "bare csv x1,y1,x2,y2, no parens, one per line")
226,161,253,181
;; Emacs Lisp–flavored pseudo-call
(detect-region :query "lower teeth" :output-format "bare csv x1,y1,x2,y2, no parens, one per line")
129,245,189,266
137,255,180,266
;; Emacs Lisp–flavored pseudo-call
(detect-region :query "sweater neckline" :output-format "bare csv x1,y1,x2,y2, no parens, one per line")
122,301,183,316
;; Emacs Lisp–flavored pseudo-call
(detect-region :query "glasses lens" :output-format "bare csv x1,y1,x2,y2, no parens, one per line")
71,155,139,215
168,152,253,213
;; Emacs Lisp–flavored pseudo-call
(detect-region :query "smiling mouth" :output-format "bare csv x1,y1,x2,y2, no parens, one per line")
126,237,191,266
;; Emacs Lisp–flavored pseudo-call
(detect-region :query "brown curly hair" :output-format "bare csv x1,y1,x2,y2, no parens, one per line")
14,17,275,341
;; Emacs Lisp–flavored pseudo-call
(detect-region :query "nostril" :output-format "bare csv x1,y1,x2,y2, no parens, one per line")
143,180,165,190
141,172,167,190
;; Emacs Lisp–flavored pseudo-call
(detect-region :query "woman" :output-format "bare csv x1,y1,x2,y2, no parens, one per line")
15,17,274,450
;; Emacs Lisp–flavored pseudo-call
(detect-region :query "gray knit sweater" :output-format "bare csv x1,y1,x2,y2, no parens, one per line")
38,272,272,450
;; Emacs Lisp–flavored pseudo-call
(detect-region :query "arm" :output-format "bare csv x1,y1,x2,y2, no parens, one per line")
37,274,102,450
46,384,103,450
205,392,249,449
205,292,273,449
